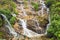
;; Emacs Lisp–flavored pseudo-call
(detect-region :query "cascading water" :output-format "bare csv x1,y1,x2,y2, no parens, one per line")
16,0,50,38
45,14,50,34
39,0,50,34
40,0,46,16
47,8,49,13
16,0,50,37
1,14,18,37
18,19,44,37
19,19,31,36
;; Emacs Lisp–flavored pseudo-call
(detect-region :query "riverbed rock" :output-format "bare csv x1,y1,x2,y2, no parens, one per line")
27,20,43,34
13,22,23,34
0,26,13,40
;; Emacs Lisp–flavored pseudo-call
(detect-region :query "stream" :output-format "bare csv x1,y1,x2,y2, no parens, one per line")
0,0,50,40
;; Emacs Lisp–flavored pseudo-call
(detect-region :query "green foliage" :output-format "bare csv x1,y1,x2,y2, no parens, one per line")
10,17,16,25
0,0,17,37
0,0,17,28
0,9,12,20
0,0,17,14
46,0,56,4
46,0,60,40
50,38,55,40
31,2,39,11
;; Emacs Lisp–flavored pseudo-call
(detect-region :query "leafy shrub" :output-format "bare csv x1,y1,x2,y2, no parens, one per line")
10,17,16,25
0,9,12,20
31,2,39,11
46,0,60,40
0,0,17,14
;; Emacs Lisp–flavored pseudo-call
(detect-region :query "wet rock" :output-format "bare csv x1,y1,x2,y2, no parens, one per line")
13,22,23,34
27,20,42,34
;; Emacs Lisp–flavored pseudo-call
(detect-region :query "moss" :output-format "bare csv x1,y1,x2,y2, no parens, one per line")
0,32,4,38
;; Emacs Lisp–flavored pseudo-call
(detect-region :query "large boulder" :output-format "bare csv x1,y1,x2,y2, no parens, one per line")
13,22,23,34
27,20,43,34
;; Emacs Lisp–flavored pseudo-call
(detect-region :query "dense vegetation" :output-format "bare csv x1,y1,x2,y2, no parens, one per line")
0,0,17,38
0,0,17,26
46,0,60,40
31,2,39,11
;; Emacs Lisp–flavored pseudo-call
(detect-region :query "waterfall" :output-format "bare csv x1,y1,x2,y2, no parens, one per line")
18,19,44,37
45,13,50,34
40,0,46,16
19,19,31,36
39,0,50,34
47,8,49,13
1,14,18,37
16,0,50,37
19,19,32,37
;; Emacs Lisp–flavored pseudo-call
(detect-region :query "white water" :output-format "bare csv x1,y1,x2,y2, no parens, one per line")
45,14,50,34
19,19,32,37
17,0,50,37
19,19,31,36
39,0,50,34
40,0,46,16
19,19,44,37
1,14,18,37
11,13,16,17
47,8,49,13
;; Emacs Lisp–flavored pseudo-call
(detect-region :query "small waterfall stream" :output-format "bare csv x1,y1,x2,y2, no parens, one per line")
39,0,50,34
18,19,45,37
40,0,46,16
0,0,50,39
19,19,31,37
0,14,18,37
17,0,50,37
